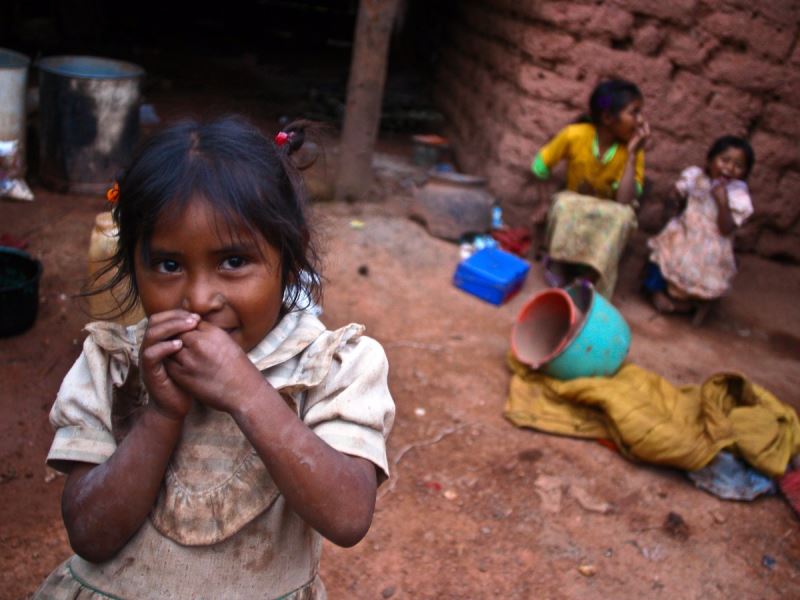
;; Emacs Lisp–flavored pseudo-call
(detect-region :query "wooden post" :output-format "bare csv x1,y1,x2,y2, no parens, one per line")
335,0,401,202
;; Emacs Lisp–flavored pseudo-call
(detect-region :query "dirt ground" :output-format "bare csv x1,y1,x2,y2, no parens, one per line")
3,177,800,599
2,59,800,600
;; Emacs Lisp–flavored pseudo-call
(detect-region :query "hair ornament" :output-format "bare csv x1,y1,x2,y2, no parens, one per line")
106,181,120,204
274,131,290,146
597,94,612,110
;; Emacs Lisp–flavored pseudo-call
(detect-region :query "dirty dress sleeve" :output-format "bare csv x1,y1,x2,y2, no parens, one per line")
726,181,753,227
674,165,703,197
46,330,133,472
301,335,395,481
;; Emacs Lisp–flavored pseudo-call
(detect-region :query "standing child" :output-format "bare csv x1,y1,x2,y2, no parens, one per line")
35,117,394,599
646,136,755,316
531,78,650,297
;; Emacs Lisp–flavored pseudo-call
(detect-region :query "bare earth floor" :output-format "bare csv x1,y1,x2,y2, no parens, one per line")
1,185,799,599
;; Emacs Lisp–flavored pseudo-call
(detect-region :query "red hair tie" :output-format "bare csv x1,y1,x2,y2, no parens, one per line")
106,181,120,204
274,131,289,146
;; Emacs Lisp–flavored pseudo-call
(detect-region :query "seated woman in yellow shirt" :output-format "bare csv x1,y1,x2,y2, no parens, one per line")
532,79,650,297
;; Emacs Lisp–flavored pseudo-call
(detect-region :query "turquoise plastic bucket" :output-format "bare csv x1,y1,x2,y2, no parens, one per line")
542,282,630,379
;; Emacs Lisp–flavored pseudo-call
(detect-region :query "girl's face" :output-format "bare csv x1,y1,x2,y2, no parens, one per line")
708,146,747,181
606,98,644,143
134,197,284,352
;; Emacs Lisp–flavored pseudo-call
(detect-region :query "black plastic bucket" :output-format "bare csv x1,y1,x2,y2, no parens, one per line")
0,247,43,337
37,55,144,194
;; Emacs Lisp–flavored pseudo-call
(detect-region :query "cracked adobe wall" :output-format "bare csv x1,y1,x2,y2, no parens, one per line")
434,0,800,261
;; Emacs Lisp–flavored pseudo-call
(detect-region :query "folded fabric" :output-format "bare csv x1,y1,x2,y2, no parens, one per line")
504,355,800,477
491,227,532,258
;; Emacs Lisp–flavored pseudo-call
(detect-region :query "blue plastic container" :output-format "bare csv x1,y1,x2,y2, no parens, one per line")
542,282,631,379
453,247,530,305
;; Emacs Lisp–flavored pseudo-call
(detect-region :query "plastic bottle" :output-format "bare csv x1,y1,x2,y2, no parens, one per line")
491,203,504,229
87,212,144,325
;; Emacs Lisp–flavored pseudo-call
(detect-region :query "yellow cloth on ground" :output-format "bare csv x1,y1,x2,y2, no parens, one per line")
504,355,800,478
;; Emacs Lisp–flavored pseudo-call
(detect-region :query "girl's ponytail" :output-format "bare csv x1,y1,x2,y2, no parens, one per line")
274,120,321,170
274,123,305,154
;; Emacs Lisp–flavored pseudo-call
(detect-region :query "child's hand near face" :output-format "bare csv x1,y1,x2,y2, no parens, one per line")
711,180,727,204
165,320,267,415
140,310,201,420
709,180,737,236
627,120,650,153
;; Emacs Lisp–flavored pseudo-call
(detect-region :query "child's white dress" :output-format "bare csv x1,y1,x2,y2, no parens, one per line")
648,166,753,300
35,309,395,600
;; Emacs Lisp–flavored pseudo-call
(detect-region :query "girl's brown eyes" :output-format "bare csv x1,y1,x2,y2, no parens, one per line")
221,256,248,270
154,259,180,273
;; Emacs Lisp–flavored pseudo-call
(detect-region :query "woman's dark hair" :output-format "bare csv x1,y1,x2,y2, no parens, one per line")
86,115,321,317
706,135,756,180
588,79,643,124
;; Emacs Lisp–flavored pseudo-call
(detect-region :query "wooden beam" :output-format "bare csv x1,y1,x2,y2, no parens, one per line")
335,0,401,202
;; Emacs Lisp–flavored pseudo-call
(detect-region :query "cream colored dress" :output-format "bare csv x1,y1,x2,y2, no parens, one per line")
35,309,395,600
648,166,753,299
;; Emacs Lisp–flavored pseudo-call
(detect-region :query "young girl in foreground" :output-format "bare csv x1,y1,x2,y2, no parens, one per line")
646,135,755,316
35,117,395,599
531,78,650,297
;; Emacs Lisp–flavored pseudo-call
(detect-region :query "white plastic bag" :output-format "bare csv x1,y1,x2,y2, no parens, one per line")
0,140,33,201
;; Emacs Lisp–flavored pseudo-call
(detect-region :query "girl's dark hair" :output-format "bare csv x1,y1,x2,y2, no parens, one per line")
588,79,643,124
86,115,321,317
706,135,756,179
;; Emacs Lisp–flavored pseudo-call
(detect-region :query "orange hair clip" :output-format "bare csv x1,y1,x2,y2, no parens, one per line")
106,181,120,204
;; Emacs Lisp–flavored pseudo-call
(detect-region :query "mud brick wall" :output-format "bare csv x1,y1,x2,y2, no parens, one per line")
434,0,800,260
